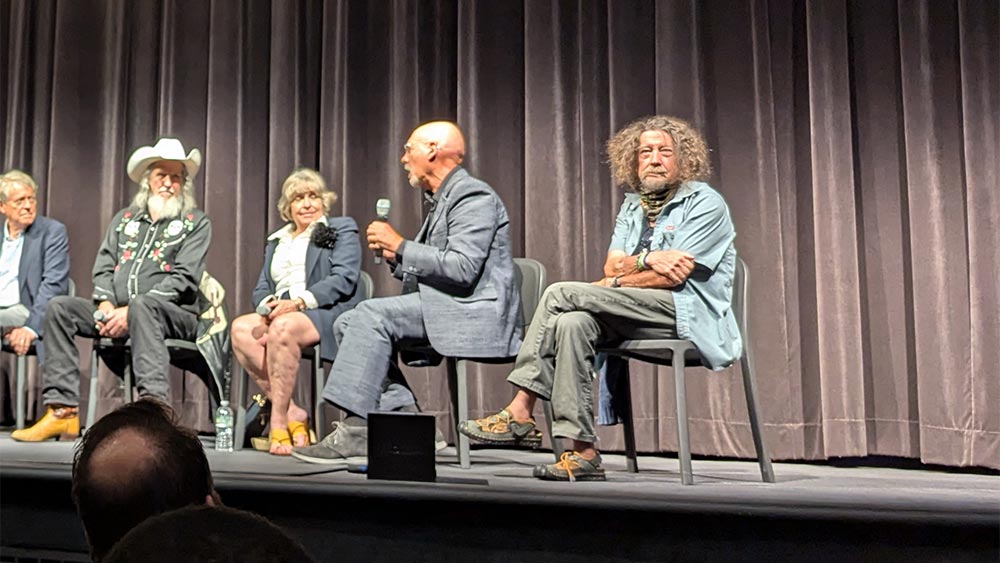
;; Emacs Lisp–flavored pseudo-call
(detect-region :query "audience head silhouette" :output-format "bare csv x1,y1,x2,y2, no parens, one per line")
71,398,217,561
104,505,316,563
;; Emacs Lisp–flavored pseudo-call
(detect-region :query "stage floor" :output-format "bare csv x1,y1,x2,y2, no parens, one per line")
1,433,997,526
3,433,999,562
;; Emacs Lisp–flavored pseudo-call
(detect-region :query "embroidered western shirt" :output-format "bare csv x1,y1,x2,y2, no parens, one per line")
91,207,211,313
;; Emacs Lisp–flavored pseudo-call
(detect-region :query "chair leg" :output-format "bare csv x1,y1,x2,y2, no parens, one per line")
123,349,134,404
87,348,99,430
673,355,693,485
447,358,471,469
15,354,27,429
233,368,248,451
313,344,325,439
542,401,564,462
741,353,775,483
619,364,639,473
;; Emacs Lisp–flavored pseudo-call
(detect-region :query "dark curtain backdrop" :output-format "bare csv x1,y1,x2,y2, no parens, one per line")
1,0,996,468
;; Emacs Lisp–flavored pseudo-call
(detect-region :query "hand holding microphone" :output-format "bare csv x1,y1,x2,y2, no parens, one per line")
94,305,129,338
368,198,404,264
372,198,391,264
256,299,273,316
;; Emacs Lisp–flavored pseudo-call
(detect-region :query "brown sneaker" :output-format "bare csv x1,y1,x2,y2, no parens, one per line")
457,408,543,447
533,452,605,482
11,406,80,442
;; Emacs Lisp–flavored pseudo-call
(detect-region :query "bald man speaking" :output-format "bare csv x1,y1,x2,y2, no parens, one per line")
293,121,521,464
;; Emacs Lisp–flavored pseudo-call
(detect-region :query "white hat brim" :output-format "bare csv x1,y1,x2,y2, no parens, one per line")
126,139,202,184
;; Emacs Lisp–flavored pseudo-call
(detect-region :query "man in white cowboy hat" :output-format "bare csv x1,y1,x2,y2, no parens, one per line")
13,138,212,442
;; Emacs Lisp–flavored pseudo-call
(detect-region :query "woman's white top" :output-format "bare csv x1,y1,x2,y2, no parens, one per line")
258,216,328,309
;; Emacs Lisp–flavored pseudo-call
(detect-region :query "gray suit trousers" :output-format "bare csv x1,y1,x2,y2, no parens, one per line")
507,282,676,443
321,292,425,417
42,295,198,406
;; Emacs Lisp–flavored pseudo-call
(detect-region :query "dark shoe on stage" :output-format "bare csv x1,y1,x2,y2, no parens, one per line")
457,408,543,448
291,421,367,465
533,452,606,482
11,406,80,442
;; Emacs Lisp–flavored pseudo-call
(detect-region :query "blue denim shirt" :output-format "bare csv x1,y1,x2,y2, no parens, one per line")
599,181,742,425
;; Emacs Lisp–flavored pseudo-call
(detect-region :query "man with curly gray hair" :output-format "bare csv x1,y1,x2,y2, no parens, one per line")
460,115,741,482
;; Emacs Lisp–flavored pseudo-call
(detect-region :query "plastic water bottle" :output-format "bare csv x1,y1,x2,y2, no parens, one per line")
214,400,234,452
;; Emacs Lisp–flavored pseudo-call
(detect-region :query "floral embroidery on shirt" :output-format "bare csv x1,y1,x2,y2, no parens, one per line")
124,221,141,238
166,220,184,237
148,214,195,272
115,211,136,234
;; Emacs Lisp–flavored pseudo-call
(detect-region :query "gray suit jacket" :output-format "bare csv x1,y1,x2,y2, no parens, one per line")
14,215,71,336
394,167,521,358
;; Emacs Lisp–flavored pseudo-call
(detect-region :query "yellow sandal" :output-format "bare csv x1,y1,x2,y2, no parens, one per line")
268,428,293,456
287,420,311,447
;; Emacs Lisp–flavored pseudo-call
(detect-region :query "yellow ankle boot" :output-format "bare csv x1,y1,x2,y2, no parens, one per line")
11,406,80,442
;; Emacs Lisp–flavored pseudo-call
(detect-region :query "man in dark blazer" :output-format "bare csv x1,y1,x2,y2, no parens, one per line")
0,170,70,361
293,121,521,464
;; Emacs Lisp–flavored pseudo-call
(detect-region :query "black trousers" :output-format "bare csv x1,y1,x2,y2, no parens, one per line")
41,295,198,406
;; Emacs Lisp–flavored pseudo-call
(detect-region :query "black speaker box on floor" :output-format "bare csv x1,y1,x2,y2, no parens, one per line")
367,412,436,482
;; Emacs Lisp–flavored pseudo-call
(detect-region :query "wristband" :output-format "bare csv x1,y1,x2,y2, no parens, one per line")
636,250,649,271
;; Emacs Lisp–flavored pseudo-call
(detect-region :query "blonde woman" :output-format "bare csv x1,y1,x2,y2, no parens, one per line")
231,168,363,455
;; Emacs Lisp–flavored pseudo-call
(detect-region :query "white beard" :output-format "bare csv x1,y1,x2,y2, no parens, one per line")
147,194,183,221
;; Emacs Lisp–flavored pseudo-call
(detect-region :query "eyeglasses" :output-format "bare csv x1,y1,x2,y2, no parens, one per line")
403,141,435,154
6,196,36,208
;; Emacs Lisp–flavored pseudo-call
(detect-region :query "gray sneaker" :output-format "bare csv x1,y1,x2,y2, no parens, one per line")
533,452,605,482
291,422,367,465
457,408,543,447
434,427,448,452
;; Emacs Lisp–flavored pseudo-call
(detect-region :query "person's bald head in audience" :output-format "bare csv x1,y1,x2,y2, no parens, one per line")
72,398,218,561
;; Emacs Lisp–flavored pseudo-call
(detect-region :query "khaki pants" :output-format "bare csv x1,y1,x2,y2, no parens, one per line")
507,282,676,442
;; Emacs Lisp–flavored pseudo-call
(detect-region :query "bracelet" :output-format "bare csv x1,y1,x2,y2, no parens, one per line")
636,250,649,271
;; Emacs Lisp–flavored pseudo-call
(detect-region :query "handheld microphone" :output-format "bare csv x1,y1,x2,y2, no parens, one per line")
373,198,391,264
256,301,272,316
93,310,107,324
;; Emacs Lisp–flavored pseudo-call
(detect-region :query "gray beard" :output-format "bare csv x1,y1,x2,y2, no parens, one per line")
638,175,675,196
133,190,194,221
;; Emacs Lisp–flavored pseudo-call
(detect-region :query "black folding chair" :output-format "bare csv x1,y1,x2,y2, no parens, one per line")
2,279,75,429
401,258,548,469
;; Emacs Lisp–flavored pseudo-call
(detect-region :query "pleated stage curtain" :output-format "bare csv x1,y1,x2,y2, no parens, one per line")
1,0,996,468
